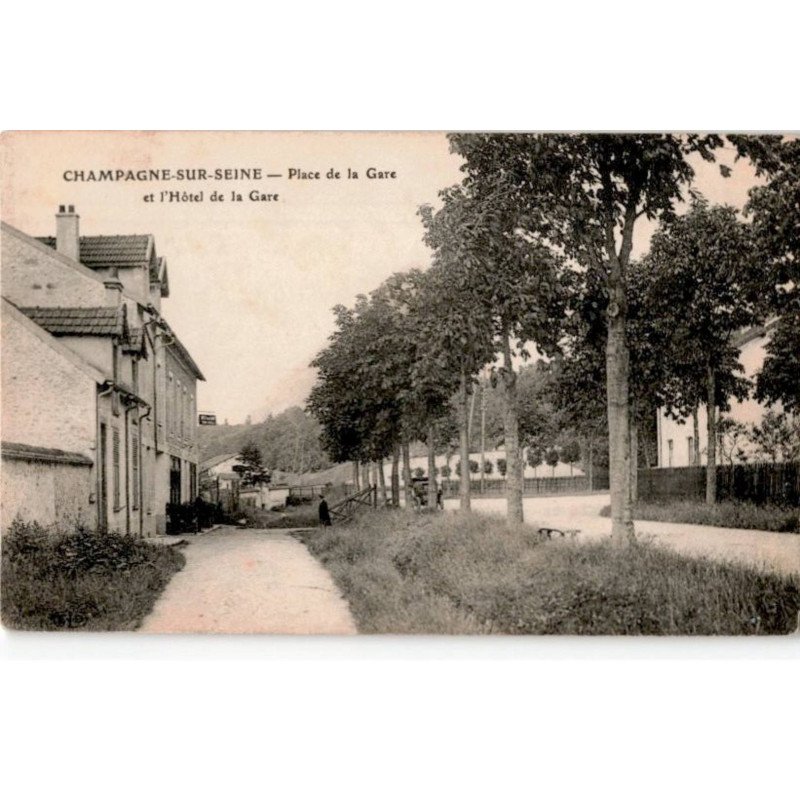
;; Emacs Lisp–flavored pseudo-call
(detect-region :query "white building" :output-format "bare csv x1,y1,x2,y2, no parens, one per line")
656,322,779,468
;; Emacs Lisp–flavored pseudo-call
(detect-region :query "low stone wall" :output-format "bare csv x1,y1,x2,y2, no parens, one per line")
1,456,93,531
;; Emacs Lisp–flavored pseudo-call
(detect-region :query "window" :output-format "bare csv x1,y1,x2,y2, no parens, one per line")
167,372,175,434
112,427,121,511
170,456,182,505
667,439,674,468
179,383,185,439
189,463,197,500
131,436,140,510
132,358,139,395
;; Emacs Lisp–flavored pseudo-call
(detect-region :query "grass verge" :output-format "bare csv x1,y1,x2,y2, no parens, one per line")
599,500,799,533
300,509,800,635
1,520,185,631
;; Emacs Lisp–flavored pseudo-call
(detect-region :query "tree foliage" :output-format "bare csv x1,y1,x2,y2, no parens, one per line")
237,442,269,486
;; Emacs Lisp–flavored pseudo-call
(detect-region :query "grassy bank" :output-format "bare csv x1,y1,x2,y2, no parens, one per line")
301,510,800,635
1,521,185,631
600,500,799,533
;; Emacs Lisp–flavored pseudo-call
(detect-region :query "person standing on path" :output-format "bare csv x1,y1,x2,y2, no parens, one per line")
318,494,332,526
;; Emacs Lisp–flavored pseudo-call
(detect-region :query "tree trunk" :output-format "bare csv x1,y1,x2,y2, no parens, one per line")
427,425,438,509
587,437,594,491
706,364,717,505
353,460,360,492
402,439,413,508
468,384,477,450
692,405,701,467
377,459,387,506
391,445,400,507
480,384,486,495
458,370,471,511
606,312,634,543
501,337,524,525
629,414,639,505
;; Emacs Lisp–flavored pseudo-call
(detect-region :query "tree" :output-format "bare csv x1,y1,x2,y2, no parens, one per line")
544,448,560,477
756,301,800,414
737,137,800,412
483,460,494,476
420,181,568,524
418,199,502,513
308,269,456,509
449,133,726,542
560,438,581,476
496,458,507,477
751,410,800,462
717,417,752,466
526,447,543,477
642,199,764,503
238,442,269,486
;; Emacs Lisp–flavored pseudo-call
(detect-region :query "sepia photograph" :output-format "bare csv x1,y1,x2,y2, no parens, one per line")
1,131,798,635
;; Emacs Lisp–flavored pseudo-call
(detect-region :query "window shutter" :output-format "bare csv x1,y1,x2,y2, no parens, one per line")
132,436,139,510
113,428,121,510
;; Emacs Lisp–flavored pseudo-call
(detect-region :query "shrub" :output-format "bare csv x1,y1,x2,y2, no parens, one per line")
285,494,312,507
1,519,185,631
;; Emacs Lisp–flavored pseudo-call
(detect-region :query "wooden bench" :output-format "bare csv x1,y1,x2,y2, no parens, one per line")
537,527,580,540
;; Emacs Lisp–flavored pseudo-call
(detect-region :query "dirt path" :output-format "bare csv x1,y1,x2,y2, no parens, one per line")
445,494,800,577
140,528,357,634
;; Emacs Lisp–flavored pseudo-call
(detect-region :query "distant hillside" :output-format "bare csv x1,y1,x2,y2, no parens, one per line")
198,406,332,473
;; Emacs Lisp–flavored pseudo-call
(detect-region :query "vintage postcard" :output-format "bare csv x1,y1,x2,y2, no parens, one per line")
1,131,797,635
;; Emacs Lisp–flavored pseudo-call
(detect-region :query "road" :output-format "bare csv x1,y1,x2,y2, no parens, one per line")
445,493,800,577
139,528,357,634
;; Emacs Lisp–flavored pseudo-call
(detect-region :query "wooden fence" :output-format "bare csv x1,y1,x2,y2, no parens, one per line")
329,484,377,522
440,471,609,497
638,463,800,506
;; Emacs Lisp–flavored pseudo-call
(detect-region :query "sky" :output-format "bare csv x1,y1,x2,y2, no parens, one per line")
1,132,759,424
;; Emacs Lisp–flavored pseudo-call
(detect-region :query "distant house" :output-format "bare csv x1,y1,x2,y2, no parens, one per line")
200,452,289,510
656,321,780,468
200,453,242,490
1,206,204,535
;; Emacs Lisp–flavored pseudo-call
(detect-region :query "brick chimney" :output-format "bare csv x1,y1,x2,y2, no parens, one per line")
56,204,80,262
104,266,124,306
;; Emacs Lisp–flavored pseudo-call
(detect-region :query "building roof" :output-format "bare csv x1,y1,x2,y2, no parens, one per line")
1,441,93,466
162,319,205,380
200,453,240,473
18,306,126,337
36,234,158,279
